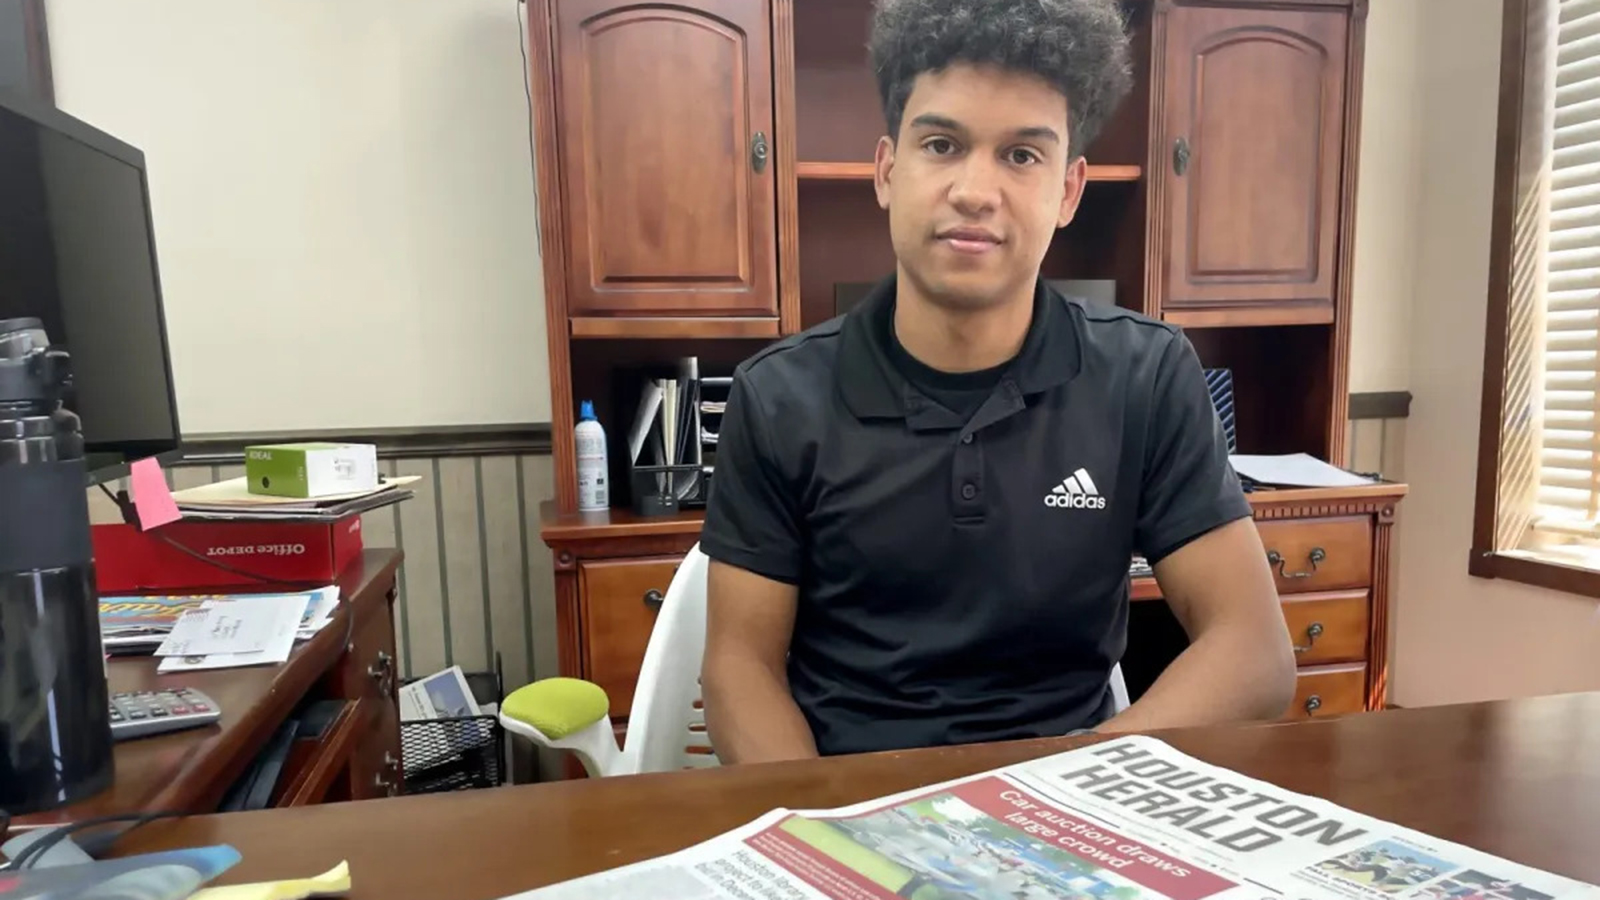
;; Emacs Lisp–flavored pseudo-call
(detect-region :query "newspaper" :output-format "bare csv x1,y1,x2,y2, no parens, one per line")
398,665,482,723
510,735,1600,900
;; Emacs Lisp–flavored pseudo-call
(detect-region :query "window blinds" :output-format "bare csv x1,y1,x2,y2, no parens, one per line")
1532,0,1600,535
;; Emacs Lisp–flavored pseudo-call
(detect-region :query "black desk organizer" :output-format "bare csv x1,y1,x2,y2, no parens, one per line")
629,463,704,516
399,653,505,794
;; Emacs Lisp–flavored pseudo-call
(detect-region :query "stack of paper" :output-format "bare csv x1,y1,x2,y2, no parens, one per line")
1229,453,1378,488
171,476,419,522
151,586,339,673
100,595,213,653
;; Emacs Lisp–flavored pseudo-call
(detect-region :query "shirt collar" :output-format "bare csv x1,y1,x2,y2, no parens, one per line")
837,275,1084,421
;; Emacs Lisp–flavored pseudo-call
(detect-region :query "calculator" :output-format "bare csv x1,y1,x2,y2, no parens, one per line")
109,688,222,741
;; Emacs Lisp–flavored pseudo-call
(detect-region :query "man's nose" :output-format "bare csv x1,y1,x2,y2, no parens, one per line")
947,155,1002,215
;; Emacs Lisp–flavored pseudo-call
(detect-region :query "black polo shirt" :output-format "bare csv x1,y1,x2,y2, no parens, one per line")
700,277,1249,757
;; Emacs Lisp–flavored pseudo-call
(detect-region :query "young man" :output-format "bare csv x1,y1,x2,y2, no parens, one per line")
700,0,1295,762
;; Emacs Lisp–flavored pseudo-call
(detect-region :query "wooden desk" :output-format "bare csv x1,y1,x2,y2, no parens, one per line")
18,550,404,826
114,693,1600,898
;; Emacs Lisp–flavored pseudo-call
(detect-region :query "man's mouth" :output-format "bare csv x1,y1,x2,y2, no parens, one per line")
936,227,1003,255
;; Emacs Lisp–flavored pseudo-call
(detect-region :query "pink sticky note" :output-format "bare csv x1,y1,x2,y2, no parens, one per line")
129,457,182,529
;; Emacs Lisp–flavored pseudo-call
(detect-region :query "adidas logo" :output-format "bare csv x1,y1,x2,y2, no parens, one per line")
1045,468,1107,509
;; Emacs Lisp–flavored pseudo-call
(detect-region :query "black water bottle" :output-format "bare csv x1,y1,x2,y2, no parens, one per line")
0,317,112,814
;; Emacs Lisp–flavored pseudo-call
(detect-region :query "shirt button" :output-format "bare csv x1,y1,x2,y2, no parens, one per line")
960,433,973,444
960,482,977,500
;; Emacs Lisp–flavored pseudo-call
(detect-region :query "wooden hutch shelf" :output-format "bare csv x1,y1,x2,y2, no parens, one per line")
794,161,1144,182
524,0,1399,737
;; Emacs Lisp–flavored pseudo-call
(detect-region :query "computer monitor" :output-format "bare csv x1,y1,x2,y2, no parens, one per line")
0,89,182,480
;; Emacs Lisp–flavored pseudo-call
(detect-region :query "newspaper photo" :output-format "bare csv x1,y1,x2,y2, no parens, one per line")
510,736,1600,900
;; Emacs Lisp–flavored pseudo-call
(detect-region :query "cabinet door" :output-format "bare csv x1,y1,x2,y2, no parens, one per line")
1157,4,1348,323
554,0,777,318
578,556,679,718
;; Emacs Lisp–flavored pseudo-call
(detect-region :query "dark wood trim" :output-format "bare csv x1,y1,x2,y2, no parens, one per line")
528,0,578,514
569,316,779,340
179,423,553,465
1473,0,1529,561
773,0,802,336
1328,0,1368,466
1348,391,1411,420
1472,0,1560,593
1469,551,1600,600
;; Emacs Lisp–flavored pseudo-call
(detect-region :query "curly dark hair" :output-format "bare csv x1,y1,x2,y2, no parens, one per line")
868,0,1133,158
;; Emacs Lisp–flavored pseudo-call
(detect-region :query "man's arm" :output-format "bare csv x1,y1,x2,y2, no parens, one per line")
695,370,819,762
1099,517,1295,732
702,560,819,763
1103,331,1295,733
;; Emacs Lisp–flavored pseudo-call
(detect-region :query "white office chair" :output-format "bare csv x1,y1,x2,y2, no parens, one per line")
501,545,717,777
500,542,1130,778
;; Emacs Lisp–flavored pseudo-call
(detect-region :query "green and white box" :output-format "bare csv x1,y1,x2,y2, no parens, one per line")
244,442,379,498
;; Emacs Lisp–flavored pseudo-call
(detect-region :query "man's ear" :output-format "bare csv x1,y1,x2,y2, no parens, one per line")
873,135,895,210
1057,155,1089,228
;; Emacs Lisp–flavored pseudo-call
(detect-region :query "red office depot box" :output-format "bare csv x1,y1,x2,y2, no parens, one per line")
92,516,364,593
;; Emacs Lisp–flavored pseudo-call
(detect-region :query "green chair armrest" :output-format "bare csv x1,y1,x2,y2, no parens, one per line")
501,677,611,739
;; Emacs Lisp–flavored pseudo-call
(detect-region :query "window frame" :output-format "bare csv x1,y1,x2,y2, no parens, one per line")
1472,0,1600,596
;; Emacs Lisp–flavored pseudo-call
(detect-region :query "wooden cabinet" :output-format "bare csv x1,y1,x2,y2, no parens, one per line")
579,557,677,717
551,0,778,320
1154,2,1352,326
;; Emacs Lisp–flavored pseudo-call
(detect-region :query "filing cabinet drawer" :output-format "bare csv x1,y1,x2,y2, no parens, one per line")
1288,664,1366,719
1282,590,1369,665
578,556,679,718
1257,516,1372,593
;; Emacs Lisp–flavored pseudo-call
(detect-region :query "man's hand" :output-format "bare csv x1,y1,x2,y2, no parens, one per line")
1101,517,1295,732
702,560,819,763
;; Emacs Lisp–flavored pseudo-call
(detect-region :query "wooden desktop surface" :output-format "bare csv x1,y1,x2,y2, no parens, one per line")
17,550,403,827
114,692,1600,899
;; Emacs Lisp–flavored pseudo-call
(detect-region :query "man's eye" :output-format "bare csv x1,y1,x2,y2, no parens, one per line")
1008,148,1040,165
924,138,957,155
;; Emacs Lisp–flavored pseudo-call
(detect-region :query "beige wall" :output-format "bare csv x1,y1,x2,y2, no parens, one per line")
1348,0,1423,394
1380,0,1600,705
45,0,550,434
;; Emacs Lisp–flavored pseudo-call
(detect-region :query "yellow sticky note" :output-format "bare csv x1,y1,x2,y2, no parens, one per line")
189,861,351,900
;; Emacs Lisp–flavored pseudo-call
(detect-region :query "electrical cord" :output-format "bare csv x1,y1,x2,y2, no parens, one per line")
4,810,187,870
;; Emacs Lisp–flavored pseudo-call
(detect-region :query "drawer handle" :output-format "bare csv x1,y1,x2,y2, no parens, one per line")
1293,622,1324,653
1304,695,1322,713
642,589,664,611
1268,547,1325,579
368,651,395,695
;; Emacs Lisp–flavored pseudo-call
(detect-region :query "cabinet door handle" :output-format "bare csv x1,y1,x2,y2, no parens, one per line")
751,131,769,174
1268,547,1326,579
1304,695,1323,714
1173,136,1191,176
643,589,664,611
1293,622,1324,653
